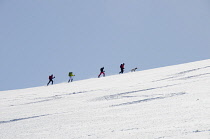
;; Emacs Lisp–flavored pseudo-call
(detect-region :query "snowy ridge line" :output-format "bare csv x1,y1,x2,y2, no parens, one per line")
111,92,186,107
0,59,210,139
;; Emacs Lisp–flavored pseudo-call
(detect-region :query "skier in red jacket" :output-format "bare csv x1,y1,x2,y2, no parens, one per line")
47,74,55,86
119,63,125,74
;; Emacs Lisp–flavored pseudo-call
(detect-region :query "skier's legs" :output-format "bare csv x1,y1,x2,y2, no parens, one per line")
121,68,124,73
98,72,102,78
47,79,53,86
68,76,73,82
119,68,123,74
103,72,105,77
47,80,50,86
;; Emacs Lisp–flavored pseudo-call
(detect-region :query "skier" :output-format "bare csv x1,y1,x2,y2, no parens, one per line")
68,72,75,83
119,63,125,74
47,74,55,86
98,67,105,78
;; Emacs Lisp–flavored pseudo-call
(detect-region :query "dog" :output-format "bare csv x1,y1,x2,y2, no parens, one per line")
131,67,138,72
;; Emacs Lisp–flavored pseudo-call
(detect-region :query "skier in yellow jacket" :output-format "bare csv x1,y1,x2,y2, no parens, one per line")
68,72,75,83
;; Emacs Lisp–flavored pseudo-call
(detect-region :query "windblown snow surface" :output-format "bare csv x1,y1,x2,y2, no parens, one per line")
0,59,210,139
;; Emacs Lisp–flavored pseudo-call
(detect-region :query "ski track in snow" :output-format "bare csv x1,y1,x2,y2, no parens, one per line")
153,66,210,82
9,90,100,107
0,114,50,124
111,92,187,107
93,84,180,102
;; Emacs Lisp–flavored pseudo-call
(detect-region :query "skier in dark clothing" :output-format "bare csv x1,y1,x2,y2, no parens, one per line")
47,74,55,86
98,67,105,78
119,63,125,74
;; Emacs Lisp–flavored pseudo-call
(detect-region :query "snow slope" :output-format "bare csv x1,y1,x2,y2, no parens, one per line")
0,59,210,139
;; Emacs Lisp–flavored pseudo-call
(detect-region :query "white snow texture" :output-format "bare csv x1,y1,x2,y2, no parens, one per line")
0,59,210,139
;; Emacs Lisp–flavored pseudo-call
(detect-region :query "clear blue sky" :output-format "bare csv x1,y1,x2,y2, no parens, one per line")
0,0,210,91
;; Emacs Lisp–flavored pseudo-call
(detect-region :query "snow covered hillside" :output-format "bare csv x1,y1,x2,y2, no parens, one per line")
0,59,210,139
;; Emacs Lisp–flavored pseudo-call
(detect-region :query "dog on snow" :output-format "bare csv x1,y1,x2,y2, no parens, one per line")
131,67,138,72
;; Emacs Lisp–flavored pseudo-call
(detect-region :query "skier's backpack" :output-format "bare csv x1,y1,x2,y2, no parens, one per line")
49,75,52,80
69,72,73,76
